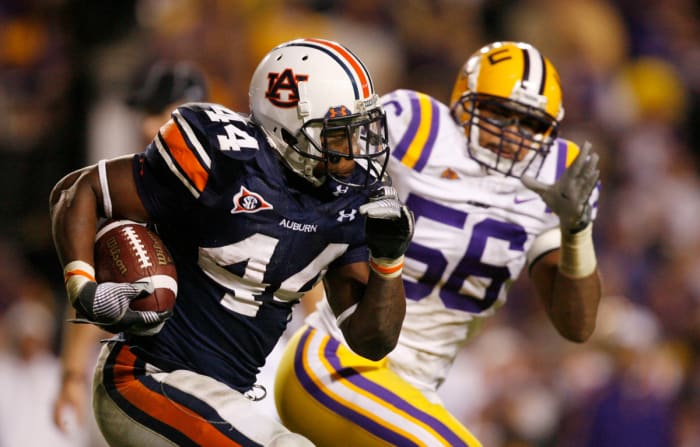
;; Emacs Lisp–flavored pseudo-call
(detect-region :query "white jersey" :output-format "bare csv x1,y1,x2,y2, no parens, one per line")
307,89,599,392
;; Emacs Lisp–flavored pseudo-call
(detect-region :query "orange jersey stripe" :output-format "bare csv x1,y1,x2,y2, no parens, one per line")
159,120,209,193
112,347,241,447
307,38,371,98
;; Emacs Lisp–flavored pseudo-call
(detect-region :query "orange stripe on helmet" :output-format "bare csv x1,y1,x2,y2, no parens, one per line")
111,347,241,446
307,38,371,98
159,120,208,193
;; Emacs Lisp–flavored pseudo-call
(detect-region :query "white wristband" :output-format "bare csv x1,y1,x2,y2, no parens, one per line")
369,255,404,279
558,223,597,278
64,261,95,304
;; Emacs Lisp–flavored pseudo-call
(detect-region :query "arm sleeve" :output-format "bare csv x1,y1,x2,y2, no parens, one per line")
329,243,369,269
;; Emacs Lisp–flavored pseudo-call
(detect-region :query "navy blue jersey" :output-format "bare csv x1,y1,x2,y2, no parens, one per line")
128,102,372,391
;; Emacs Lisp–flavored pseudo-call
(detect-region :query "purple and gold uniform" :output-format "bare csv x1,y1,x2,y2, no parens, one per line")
275,89,600,447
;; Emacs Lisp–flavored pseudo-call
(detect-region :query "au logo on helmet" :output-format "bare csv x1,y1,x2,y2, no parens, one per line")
265,69,309,108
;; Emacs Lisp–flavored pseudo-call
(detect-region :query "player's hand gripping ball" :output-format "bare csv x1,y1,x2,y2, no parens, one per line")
94,220,178,313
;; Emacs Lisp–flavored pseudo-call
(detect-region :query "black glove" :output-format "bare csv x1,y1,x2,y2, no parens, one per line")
359,185,415,260
71,280,172,335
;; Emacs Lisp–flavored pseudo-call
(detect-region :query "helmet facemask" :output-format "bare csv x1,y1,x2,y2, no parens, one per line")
449,41,565,179
283,105,390,188
451,93,558,178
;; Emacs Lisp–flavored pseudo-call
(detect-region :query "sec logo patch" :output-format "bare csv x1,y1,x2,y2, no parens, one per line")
231,186,273,214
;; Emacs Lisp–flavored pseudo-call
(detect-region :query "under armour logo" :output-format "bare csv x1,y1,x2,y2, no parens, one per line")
333,185,350,197
337,209,357,222
265,69,309,108
231,186,273,214
325,106,351,119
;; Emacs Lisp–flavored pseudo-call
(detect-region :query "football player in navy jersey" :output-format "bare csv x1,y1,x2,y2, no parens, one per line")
52,60,209,441
49,38,413,447
274,42,602,446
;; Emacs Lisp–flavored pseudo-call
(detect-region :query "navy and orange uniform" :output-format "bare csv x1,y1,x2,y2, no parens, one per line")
94,102,372,446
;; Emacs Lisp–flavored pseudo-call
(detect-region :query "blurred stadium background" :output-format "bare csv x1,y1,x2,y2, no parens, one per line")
0,1,698,446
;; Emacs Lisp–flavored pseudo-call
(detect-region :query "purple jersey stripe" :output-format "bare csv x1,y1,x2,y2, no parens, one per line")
294,328,420,446
295,329,468,447
412,98,441,172
322,335,471,447
391,93,422,161
554,139,568,180
545,139,571,215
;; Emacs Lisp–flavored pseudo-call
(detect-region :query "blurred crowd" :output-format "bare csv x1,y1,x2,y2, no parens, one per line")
0,0,698,446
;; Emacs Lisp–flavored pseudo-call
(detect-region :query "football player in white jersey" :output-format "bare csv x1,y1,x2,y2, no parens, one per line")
49,38,413,447
274,41,601,446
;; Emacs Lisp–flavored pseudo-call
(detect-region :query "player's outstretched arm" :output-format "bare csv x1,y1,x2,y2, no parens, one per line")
523,142,601,342
49,157,169,333
325,186,414,360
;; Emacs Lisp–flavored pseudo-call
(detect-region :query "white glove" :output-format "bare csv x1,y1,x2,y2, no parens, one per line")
522,141,599,233
71,280,171,335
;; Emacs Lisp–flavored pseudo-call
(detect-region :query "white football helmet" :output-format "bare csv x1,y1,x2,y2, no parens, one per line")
450,41,564,178
249,38,389,188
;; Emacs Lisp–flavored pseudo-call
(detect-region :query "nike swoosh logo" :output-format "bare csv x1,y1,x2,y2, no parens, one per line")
514,196,537,204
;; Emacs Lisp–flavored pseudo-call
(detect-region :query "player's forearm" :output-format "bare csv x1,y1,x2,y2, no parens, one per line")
549,223,601,341
344,274,406,360
549,269,601,342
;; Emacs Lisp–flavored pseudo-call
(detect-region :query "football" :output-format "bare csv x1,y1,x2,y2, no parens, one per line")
94,219,178,312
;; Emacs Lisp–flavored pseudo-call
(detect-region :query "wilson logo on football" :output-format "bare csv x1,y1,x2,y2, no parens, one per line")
265,69,308,108
231,186,273,214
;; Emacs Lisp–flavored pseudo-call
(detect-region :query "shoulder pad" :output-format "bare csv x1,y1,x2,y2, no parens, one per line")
548,138,581,181
151,102,264,198
381,89,446,171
